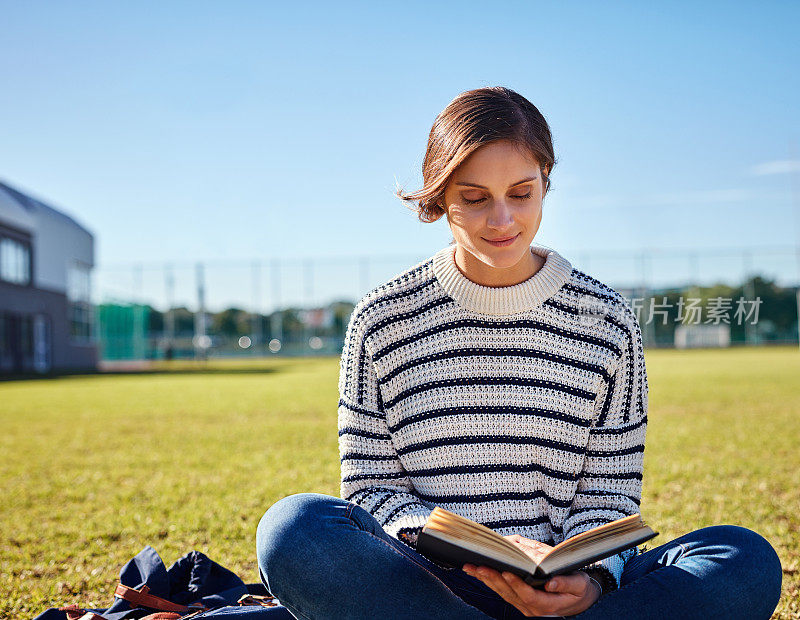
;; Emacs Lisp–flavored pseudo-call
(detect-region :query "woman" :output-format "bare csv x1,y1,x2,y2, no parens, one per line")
256,86,783,619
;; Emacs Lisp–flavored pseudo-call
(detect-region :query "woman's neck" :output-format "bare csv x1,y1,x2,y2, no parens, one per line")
453,244,545,287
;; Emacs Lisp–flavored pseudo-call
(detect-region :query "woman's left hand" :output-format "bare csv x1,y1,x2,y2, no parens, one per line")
461,564,601,617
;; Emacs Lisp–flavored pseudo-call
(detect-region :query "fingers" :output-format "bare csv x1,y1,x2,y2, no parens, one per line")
513,543,550,564
546,571,591,596
505,534,553,551
503,571,567,603
463,564,600,617
504,535,554,564
463,565,561,616
464,565,527,608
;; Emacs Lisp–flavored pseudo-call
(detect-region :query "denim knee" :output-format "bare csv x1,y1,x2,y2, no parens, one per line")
256,493,330,595
697,524,781,567
694,524,783,608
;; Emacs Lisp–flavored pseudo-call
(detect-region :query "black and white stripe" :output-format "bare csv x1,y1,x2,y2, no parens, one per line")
337,244,649,589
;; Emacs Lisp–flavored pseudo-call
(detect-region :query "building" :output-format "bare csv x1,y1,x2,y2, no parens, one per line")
0,179,96,374
674,324,731,348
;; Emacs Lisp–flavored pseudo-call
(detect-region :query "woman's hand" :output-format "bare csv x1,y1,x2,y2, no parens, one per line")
461,534,601,617
503,533,554,563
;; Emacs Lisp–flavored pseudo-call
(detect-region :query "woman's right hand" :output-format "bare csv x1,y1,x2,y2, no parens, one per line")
463,534,601,616
462,564,601,617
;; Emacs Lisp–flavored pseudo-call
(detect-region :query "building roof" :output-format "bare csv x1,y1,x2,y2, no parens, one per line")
0,179,94,238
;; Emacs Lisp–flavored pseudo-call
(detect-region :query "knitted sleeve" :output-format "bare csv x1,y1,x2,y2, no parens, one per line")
337,305,434,549
561,304,649,591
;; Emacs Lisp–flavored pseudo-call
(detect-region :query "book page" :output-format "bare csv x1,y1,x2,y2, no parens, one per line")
424,508,533,563
545,514,644,558
538,527,657,575
421,528,540,574
420,508,657,580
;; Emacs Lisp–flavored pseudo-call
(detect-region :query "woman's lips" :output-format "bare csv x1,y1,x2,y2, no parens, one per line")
483,233,520,247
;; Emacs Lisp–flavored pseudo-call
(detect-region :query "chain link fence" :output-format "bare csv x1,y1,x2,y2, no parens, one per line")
92,245,800,361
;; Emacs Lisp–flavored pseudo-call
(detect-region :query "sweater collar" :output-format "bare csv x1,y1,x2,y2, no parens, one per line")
432,243,573,316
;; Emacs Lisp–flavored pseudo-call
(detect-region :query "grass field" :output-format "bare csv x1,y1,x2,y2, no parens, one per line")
2,347,799,618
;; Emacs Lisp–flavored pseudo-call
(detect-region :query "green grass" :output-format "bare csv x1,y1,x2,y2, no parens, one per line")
2,348,799,618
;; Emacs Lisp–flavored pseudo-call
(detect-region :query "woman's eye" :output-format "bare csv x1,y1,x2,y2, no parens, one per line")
462,194,486,205
461,190,531,205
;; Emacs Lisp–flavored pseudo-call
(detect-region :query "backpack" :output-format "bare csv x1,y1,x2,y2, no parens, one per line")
33,546,294,619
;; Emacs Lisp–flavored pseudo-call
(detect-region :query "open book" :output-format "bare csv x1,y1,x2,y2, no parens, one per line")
416,507,658,588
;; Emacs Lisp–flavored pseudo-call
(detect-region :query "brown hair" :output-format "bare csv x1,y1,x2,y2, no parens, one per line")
397,86,556,223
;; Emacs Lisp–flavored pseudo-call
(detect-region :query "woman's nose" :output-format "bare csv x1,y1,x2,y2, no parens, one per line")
486,199,514,228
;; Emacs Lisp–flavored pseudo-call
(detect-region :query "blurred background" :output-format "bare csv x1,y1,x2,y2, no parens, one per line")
1,1,798,373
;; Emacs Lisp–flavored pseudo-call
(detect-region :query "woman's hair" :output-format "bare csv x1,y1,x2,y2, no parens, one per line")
397,86,556,223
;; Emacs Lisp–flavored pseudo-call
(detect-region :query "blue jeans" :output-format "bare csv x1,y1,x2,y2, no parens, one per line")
255,493,782,619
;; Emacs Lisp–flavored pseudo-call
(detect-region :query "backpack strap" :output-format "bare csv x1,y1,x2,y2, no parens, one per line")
59,606,105,620
237,593,281,607
114,584,190,613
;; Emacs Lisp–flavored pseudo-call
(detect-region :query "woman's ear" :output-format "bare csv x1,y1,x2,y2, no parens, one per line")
438,200,450,223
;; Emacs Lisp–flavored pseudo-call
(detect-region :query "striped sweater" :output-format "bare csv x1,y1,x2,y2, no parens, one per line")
337,242,649,590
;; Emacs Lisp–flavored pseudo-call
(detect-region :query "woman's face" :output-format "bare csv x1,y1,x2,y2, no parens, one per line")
441,140,547,286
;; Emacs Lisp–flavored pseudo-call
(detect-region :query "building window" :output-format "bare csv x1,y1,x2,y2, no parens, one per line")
20,314,33,355
0,237,31,285
67,261,93,342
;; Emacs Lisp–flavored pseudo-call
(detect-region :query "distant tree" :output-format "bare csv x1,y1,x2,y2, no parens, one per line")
280,308,304,342
331,300,356,334
147,305,164,333
171,306,195,335
210,307,248,337
642,276,798,346
730,276,798,342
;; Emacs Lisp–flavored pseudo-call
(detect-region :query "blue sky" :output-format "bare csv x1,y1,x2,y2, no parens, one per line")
1,1,798,309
